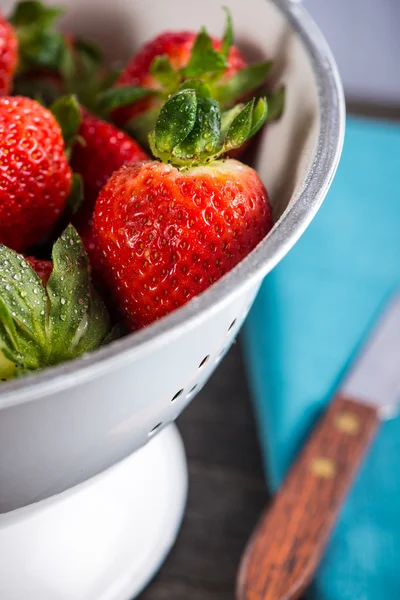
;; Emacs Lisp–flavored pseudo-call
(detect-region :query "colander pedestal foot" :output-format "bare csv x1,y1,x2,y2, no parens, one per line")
0,423,188,600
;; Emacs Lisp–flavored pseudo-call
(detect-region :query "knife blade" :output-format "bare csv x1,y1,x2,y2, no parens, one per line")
342,294,400,418
237,293,400,600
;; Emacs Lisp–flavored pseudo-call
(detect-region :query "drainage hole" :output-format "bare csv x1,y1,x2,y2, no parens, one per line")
171,389,184,403
199,355,210,368
228,319,237,332
149,422,163,436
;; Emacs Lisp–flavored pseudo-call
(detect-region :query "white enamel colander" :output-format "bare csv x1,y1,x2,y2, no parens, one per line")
0,0,345,598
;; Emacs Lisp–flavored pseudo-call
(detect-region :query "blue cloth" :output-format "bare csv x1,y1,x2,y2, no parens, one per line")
242,117,400,599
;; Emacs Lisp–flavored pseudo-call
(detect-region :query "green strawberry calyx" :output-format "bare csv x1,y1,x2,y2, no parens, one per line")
49,94,85,213
50,93,82,148
10,1,115,111
10,0,66,75
97,8,275,144
0,225,115,381
149,85,281,168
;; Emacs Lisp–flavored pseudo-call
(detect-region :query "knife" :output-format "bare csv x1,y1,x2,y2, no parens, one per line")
237,294,400,600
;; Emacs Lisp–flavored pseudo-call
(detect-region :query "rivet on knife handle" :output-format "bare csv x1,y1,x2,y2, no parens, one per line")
236,394,379,600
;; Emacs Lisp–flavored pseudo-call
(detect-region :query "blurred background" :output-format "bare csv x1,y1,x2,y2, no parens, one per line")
307,0,400,110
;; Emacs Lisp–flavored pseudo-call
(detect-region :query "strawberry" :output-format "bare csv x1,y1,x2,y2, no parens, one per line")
93,88,273,329
111,29,246,127
70,110,149,273
25,256,53,284
0,96,72,252
99,9,282,149
0,11,18,95
71,110,149,208
0,225,114,380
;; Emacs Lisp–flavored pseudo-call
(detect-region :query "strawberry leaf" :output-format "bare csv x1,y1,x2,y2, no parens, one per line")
97,85,155,113
60,41,113,114
11,2,67,74
73,287,111,357
179,79,212,98
18,29,67,73
0,343,21,380
47,226,110,362
183,28,227,79
223,99,254,148
0,227,114,380
212,61,272,106
265,85,285,121
50,94,82,145
0,246,47,342
223,97,268,151
58,41,75,81
74,37,104,67
10,1,63,29
220,104,245,138
68,173,84,214
248,97,268,138
0,296,23,366
173,97,221,162
0,246,47,370
221,7,234,59
150,55,180,93
150,89,198,157
102,323,124,345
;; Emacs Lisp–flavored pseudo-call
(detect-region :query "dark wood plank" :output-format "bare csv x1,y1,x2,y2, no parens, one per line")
139,340,268,600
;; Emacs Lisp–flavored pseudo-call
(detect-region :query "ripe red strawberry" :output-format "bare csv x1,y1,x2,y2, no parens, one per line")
70,111,149,272
93,89,273,329
73,203,97,259
0,96,72,252
99,10,277,149
119,30,247,89
25,256,53,285
112,30,247,128
0,12,18,95
72,111,149,207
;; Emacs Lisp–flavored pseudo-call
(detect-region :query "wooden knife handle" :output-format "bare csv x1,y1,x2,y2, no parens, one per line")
237,394,380,600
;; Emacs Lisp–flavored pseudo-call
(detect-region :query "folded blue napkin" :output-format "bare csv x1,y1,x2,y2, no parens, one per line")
243,116,400,599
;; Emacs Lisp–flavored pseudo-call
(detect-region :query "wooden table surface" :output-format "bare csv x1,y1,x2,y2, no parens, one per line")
139,340,268,600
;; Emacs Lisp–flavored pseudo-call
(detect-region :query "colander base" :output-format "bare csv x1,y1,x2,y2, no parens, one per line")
0,424,187,600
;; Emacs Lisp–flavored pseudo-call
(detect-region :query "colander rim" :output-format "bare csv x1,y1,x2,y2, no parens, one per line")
0,0,346,407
